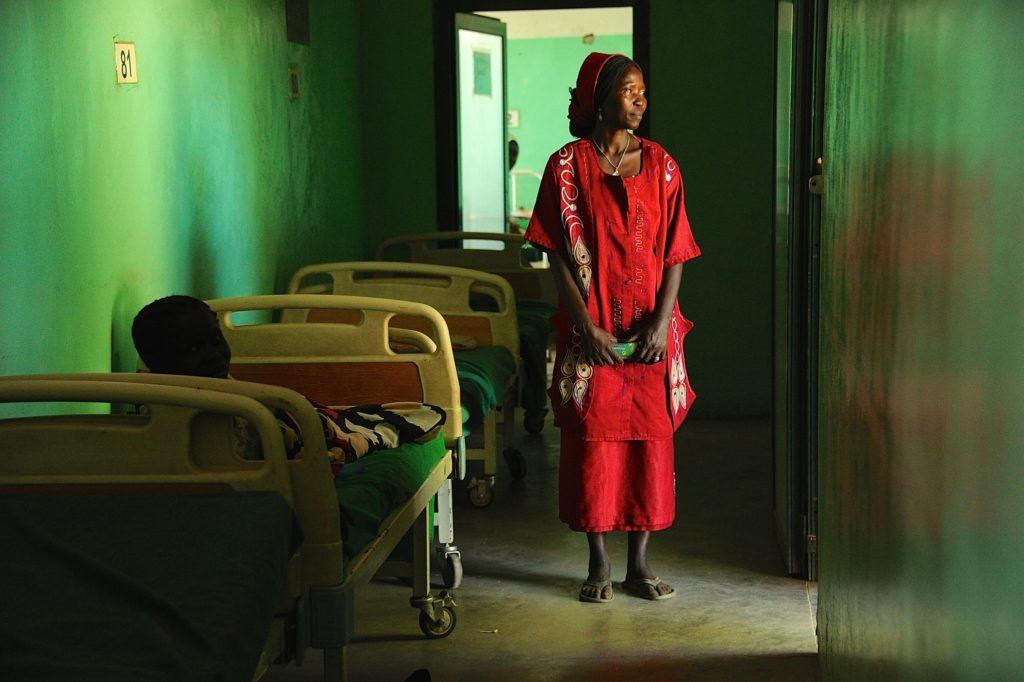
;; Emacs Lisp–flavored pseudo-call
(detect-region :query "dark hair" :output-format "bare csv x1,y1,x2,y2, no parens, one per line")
131,295,210,369
569,55,642,138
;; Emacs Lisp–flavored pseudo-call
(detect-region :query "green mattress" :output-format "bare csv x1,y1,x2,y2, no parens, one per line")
0,491,299,682
454,346,517,428
335,432,447,561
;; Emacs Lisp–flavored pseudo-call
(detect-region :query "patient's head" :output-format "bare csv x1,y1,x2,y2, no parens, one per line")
132,295,231,378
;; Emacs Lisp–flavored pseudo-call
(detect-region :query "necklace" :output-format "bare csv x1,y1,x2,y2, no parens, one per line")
592,135,631,176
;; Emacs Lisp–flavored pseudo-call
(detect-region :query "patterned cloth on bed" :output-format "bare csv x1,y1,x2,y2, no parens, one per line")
315,402,446,473
235,401,445,474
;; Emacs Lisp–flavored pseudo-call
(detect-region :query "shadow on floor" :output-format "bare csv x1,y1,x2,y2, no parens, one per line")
544,652,820,681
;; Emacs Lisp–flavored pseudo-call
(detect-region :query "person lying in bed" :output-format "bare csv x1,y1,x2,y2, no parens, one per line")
131,295,445,471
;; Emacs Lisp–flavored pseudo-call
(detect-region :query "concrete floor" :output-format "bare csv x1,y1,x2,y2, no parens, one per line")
266,418,818,681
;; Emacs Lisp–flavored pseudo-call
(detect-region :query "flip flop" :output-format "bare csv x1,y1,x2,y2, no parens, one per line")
620,577,675,601
579,579,614,603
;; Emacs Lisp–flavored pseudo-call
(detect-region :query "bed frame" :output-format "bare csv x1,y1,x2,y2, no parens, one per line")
0,372,455,682
375,232,558,309
376,233,558,438
204,293,465,586
285,263,523,507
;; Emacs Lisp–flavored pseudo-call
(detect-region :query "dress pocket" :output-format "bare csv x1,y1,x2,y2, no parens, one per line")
548,312,595,426
667,310,696,429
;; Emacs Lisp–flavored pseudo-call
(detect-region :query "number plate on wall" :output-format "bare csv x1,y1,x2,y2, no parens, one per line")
114,42,138,84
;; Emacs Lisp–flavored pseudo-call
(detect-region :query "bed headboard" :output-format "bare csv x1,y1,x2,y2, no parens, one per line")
0,374,345,599
205,293,463,445
374,232,557,307
286,262,520,358
0,378,293,493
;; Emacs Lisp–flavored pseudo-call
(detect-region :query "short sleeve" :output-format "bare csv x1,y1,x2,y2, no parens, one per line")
524,156,563,253
663,155,701,266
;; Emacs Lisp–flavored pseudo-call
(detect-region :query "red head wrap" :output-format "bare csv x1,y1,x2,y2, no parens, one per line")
568,52,625,133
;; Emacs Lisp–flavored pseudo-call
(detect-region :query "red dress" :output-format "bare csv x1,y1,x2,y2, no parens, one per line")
525,136,700,532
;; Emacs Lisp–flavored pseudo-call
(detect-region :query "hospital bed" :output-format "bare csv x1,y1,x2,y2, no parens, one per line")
286,262,522,508
205,293,465,586
375,232,558,435
0,375,454,682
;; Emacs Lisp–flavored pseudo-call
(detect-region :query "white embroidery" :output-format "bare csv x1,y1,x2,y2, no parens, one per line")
558,145,592,299
558,327,591,409
664,153,677,184
669,316,687,414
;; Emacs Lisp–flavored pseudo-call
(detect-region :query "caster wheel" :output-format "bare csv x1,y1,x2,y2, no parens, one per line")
419,606,457,639
467,480,494,508
504,448,527,480
524,410,546,435
442,555,463,589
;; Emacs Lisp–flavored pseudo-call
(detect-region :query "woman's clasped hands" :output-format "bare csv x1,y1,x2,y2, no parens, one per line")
579,316,668,367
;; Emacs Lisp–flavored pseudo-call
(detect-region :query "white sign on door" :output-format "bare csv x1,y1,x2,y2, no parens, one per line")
114,42,138,84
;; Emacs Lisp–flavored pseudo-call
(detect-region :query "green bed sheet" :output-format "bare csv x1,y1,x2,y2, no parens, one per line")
454,346,517,429
335,432,447,562
0,491,299,682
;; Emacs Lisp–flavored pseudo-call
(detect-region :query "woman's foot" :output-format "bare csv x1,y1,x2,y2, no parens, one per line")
581,532,612,602
579,578,614,602
624,530,674,599
620,575,675,600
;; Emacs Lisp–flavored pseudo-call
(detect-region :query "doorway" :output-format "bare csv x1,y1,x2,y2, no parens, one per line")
454,13,508,247
433,1,650,236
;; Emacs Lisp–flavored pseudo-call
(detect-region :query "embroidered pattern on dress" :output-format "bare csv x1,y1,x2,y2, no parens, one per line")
669,316,687,414
612,298,625,336
664,153,677,184
557,145,592,299
558,326,593,410
632,199,648,323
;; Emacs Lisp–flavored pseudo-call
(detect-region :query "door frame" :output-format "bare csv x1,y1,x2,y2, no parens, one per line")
771,0,828,579
433,0,651,232
804,0,828,582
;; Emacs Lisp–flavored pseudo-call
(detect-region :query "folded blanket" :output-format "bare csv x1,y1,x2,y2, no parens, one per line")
314,401,446,473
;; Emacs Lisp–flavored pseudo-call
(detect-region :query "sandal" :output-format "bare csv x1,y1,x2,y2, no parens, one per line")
579,579,614,603
620,577,675,601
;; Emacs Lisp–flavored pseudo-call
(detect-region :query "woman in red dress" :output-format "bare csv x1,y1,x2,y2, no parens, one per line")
525,53,700,603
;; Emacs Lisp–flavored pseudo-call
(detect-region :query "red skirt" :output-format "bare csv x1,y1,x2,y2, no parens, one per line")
558,430,676,533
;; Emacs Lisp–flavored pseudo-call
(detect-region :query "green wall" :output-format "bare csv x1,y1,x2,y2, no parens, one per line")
357,2,438,244
650,0,775,417
818,1,1024,677
506,34,633,213
0,0,363,415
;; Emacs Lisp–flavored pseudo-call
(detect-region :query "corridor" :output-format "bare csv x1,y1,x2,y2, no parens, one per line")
270,419,817,681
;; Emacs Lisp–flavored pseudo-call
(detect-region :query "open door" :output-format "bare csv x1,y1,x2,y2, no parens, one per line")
455,13,508,249
773,0,827,579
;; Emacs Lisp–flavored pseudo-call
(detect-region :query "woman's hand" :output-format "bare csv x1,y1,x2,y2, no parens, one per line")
580,323,624,367
626,316,669,364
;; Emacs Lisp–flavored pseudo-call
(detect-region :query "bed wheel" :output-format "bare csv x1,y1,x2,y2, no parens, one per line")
466,477,494,508
504,448,527,480
442,554,463,589
524,410,546,435
419,605,457,639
